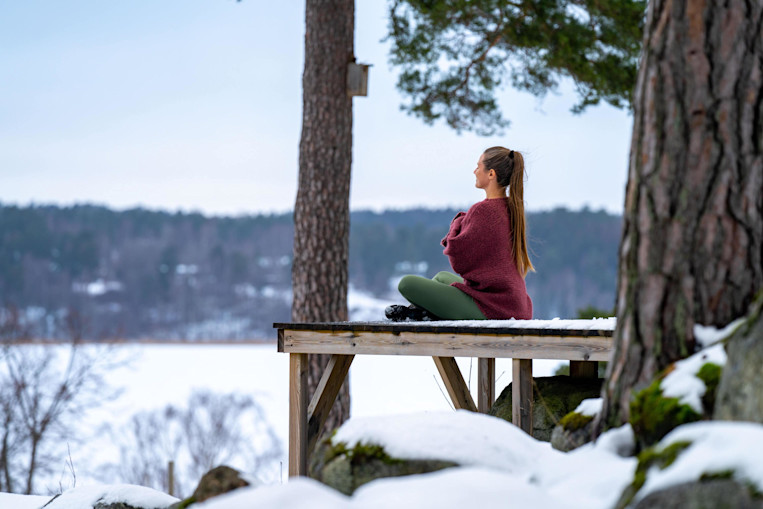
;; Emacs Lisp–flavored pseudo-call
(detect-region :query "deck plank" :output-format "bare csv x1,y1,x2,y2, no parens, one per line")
279,329,611,361
274,321,614,337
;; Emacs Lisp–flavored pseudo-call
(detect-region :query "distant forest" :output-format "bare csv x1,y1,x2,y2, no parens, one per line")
0,204,621,340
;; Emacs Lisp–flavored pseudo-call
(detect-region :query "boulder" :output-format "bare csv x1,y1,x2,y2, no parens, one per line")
488,375,602,441
550,410,597,452
714,293,763,423
630,479,763,509
170,466,251,508
310,438,457,495
614,426,763,509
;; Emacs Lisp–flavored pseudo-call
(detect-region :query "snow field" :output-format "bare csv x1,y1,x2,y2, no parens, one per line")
49,343,565,489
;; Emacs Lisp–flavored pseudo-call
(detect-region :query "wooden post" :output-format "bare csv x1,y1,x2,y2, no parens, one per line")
432,357,477,412
477,358,495,413
289,353,308,477
512,359,533,434
307,354,354,455
167,460,174,496
570,360,598,378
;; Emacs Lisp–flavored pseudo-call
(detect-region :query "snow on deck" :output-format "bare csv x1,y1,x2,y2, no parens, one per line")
403,317,617,330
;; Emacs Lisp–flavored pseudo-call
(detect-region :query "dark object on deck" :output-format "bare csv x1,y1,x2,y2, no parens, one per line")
384,304,441,322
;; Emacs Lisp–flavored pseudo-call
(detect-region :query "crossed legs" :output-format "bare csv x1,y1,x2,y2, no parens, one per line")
397,271,486,320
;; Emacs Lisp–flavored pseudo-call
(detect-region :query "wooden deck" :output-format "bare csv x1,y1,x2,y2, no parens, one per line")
275,320,614,477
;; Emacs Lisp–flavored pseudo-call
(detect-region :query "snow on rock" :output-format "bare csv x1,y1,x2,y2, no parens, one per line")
540,425,637,507
42,484,178,509
660,343,726,413
332,410,636,509
189,412,638,509
590,423,636,458
575,397,603,417
331,410,558,473
197,478,352,509
351,467,559,508
637,421,763,503
0,493,52,509
694,317,746,347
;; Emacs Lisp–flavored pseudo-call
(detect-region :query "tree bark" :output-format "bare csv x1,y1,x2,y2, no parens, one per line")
601,0,763,428
292,0,354,433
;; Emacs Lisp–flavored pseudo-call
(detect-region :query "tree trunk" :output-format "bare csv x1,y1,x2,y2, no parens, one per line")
601,0,763,429
292,0,354,433
0,425,11,492
25,434,38,494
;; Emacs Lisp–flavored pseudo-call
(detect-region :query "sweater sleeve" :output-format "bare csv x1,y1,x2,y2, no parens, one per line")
442,202,495,276
441,212,466,247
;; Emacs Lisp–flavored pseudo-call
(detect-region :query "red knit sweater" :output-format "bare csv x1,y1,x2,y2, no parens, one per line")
441,198,533,319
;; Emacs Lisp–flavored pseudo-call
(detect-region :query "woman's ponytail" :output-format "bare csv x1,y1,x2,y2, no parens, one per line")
482,146,534,277
507,151,534,277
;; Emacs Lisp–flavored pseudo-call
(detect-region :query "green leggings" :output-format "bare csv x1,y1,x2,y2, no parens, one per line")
398,271,487,320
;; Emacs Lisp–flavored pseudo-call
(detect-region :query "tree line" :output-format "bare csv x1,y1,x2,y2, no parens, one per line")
0,203,620,340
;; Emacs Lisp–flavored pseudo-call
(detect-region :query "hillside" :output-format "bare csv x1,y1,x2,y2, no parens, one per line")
0,204,621,340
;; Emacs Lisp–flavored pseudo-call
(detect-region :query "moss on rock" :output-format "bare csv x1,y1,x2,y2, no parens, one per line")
629,378,702,450
311,438,457,495
489,375,602,442
558,411,594,431
615,440,693,509
697,362,722,413
551,410,597,452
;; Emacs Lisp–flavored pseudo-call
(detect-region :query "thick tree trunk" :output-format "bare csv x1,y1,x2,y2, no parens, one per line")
292,0,354,433
601,0,763,428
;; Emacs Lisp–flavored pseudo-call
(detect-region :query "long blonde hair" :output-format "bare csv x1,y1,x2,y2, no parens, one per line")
482,147,534,277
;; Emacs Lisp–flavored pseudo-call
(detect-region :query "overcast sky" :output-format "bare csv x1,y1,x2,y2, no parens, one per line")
1,1,633,216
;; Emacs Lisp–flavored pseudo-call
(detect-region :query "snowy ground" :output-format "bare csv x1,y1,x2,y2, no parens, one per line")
9,340,567,496
11,412,763,509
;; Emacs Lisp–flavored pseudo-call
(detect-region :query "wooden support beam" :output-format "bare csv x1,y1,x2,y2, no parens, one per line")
432,357,477,412
307,354,354,456
570,360,598,378
512,359,533,435
289,353,308,477
478,358,495,413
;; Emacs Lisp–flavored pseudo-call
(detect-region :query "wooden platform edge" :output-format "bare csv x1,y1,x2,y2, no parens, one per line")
279,329,612,361
274,321,614,337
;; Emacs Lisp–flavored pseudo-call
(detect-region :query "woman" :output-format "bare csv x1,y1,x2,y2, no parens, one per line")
385,146,533,321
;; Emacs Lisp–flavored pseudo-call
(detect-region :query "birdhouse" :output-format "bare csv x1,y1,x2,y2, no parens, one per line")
347,62,370,97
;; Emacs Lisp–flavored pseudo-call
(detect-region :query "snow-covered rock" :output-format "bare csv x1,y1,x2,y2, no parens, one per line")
616,421,763,508
41,484,178,509
715,294,763,422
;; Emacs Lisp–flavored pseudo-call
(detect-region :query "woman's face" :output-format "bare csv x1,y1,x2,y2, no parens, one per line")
474,153,491,189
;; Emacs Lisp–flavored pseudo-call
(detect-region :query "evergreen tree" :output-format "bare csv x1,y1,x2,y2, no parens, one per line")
291,0,355,453
600,0,763,429
387,0,645,135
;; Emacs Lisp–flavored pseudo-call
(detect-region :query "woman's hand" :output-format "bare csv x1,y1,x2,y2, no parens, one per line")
451,212,465,223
